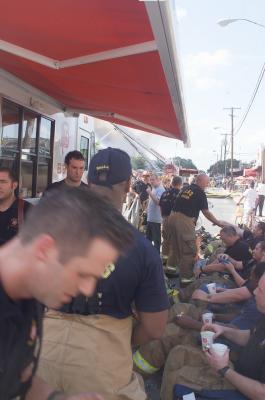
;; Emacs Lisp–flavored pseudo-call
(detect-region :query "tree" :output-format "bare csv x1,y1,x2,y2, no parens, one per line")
131,155,147,170
172,157,197,170
207,159,240,176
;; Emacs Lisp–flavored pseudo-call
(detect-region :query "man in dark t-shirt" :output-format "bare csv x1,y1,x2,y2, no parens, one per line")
160,176,182,266
45,150,87,193
132,170,151,203
167,174,224,284
0,167,32,246
38,148,169,399
0,187,132,400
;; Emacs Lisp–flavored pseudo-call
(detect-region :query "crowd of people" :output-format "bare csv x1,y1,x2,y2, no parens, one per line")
1,147,265,400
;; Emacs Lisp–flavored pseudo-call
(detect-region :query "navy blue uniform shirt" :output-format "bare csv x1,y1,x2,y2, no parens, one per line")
61,227,170,318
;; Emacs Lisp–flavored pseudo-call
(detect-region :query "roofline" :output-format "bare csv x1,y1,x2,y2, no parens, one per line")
144,0,190,146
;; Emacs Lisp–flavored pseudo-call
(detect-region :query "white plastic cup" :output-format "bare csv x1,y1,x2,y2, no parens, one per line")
211,343,228,356
200,330,215,351
202,312,213,324
207,283,216,294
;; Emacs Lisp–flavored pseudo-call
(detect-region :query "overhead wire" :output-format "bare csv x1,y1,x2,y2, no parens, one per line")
234,60,265,135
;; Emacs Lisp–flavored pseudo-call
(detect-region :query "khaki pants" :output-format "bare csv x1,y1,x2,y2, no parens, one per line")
162,216,170,257
167,212,197,280
38,311,146,400
161,345,235,400
134,304,199,376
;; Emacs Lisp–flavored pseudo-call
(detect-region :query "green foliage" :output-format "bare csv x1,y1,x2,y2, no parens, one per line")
172,157,197,170
131,155,147,170
207,159,240,176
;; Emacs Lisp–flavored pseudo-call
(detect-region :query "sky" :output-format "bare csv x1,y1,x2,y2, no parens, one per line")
129,0,265,171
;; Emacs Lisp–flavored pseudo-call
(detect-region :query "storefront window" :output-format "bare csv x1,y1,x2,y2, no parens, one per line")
39,117,52,156
0,98,54,197
0,101,19,159
37,159,49,197
22,111,37,153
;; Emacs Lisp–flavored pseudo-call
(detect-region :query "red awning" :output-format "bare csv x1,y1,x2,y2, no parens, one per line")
243,168,257,178
0,0,188,143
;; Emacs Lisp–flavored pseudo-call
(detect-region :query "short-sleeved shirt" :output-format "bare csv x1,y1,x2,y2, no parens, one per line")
132,180,151,203
0,199,32,246
235,316,265,382
61,227,170,318
240,258,256,281
147,186,165,224
159,188,180,217
45,179,87,194
231,298,262,330
173,184,208,220
243,188,258,210
0,284,43,399
225,239,252,262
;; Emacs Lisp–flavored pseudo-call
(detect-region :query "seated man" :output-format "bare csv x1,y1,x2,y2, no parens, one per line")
161,267,265,400
221,221,265,250
241,221,265,250
133,262,265,379
181,226,253,301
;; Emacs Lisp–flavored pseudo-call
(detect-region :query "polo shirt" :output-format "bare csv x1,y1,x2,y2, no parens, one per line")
159,188,180,217
0,199,32,246
61,227,170,318
0,284,43,399
173,184,208,220
235,316,265,382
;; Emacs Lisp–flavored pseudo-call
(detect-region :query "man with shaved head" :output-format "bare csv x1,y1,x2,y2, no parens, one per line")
167,173,224,285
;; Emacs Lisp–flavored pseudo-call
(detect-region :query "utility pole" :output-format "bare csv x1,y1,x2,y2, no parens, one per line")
223,107,241,189
223,134,228,178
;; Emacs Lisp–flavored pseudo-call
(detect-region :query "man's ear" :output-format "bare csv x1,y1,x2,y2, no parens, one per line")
33,234,57,262
12,181,18,191
125,177,131,193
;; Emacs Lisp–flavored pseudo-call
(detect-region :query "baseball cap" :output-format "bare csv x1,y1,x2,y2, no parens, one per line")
88,147,132,187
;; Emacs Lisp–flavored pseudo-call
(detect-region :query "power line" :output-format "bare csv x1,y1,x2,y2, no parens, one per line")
234,60,265,135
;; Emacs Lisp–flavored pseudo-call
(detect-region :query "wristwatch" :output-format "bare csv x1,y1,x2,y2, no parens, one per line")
218,366,230,377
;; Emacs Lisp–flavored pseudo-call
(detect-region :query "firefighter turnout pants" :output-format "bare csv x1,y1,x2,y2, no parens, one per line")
37,310,146,400
167,212,197,281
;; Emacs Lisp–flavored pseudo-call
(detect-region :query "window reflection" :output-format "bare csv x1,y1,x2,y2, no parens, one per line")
39,118,51,156
1,101,19,154
22,111,37,153
0,99,53,198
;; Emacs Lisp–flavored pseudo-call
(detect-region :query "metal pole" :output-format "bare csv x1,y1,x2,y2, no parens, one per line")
224,135,227,178
224,107,241,189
